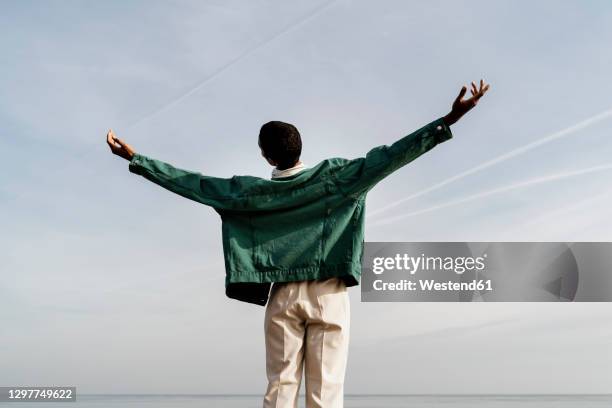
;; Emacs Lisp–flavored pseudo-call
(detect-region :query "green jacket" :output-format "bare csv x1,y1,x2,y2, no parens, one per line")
128,117,453,305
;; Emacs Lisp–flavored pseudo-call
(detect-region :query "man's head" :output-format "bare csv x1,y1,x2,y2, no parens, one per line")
258,121,302,170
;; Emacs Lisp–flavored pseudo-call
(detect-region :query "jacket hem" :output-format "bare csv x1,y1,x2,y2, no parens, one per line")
227,263,361,286
225,263,361,306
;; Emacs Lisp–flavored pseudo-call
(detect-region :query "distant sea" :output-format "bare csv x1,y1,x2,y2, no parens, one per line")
11,394,612,407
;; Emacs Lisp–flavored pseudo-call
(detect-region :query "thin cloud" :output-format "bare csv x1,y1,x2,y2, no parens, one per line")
1,0,339,206
369,163,612,227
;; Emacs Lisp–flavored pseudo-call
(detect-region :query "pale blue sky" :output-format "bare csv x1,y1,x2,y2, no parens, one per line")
1,0,612,394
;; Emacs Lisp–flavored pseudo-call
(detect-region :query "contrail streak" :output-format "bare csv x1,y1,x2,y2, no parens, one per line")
368,163,612,227
123,0,338,131
367,107,612,219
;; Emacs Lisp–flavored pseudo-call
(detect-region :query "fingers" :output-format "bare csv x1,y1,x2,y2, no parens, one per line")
478,84,490,99
106,129,118,150
107,129,129,149
475,79,490,100
106,129,129,157
455,85,467,102
452,80,490,116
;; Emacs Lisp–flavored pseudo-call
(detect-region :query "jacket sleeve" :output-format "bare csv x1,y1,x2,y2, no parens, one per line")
332,117,453,196
128,153,243,211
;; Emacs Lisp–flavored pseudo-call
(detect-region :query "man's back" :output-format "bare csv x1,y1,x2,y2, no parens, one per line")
127,117,453,304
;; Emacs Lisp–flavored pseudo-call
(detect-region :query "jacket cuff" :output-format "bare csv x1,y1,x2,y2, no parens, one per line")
128,153,145,175
431,117,453,144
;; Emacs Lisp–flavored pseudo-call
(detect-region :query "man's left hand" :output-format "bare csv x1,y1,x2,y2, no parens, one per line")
106,130,136,161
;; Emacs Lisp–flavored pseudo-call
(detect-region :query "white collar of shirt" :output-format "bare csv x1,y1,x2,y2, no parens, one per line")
271,161,307,179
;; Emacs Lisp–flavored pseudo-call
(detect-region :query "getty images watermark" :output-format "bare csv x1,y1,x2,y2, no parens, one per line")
361,242,612,302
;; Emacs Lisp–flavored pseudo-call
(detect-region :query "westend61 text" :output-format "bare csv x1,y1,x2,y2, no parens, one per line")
373,279,493,292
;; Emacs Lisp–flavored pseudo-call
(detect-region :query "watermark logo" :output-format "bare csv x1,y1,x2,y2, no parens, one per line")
361,242,612,302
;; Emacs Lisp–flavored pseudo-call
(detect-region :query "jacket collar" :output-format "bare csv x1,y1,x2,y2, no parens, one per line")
271,161,307,179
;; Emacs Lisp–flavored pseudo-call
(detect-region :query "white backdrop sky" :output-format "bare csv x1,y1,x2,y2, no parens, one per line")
1,0,612,394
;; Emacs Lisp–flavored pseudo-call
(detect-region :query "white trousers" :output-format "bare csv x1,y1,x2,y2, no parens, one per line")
263,277,350,408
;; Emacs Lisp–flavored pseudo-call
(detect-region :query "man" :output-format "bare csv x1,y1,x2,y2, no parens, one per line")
107,80,490,408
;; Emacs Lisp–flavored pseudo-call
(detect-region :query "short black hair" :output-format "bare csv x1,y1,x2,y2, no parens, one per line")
258,121,302,170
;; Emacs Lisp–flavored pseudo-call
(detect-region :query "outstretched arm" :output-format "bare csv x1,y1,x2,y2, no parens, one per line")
334,80,491,196
106,130,242,211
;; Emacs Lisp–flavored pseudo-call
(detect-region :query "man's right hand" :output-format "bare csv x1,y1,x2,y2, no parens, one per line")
106,129,136,161
443,79,490,126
